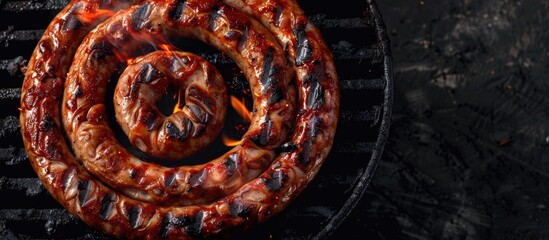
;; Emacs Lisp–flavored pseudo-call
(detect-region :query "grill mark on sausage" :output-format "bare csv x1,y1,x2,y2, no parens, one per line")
127,205,142,229
131,2,151,31
293,24,313,66
99,193,117,220
168,0,187,21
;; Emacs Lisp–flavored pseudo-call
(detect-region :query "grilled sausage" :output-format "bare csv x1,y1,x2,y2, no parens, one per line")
20,0,339,238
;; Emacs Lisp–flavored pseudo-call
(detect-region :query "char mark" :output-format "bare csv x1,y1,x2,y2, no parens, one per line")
223,153,239,177
187,85,214,111
128,205,142,229
141,111,157,131
188,105,209,124
160,212,204,238
132,2,151,31
264,170,288,192
189,169,206,188
166,122,188,141
137,63,160,83
77,180,92,207
298,140,313,165
229,201,253,217
208,5,222,31
279,142,295,153
165,172,177,188
39,115,55,132
237,27,249,52
307,78,324,109
259,48,279,91
63,14,82,32
293,24,313,66
274,5,283,27
99,193,117,220
63,2,83,31
91,41,114,60
168,0,186,21
251,117,272,146
268,87,283,104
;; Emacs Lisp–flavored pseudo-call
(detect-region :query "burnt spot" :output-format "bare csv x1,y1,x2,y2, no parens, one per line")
189,105,209,124
141,111,157,131
130,83,138,93
308,116,321,138
39,115,55,132
63,14,82,32
223,153,239,177
307,79,324,109
132,2,151,31
99,193,117,221
229,201,253,217
91,41,113,60
166,122,187,141
293,24,313,66
46,143,60,160
159,212,204,238
274,5,284,27
64,2,83,32
298,140,312,165
208,5,222,31
280,142,295,152
137,63,160,83
164,172,177,188
251,118,273,146
224,30,239,40
259,48,279,91
77,180,92,207
269,87,283,104
129,168,144,180
74,87,83,97
237,27,249,52
264,170,288,192
168,0,186,21
187,85,214,110
127,206,142,229
189,169,206,188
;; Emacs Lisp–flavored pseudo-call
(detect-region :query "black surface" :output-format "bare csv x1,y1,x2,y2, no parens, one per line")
333,0,549,239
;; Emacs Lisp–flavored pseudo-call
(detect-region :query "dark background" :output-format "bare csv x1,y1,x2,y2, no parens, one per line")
1,0,548,239
335,0,549,239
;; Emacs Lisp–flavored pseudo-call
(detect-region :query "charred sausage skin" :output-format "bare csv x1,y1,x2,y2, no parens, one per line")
20,0,339,238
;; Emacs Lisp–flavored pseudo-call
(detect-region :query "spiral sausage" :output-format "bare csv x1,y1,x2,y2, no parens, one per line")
20,0,339,238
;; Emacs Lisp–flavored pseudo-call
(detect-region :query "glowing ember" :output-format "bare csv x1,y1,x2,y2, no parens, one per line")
77,9,115,23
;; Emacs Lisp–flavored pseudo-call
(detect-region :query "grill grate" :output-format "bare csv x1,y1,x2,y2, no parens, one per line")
0,0,392,238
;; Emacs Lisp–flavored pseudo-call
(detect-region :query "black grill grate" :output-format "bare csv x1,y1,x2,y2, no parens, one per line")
0,0,392,238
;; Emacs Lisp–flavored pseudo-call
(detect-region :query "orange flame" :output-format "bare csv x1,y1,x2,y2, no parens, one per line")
222,135,242,147
230,96,252,122
223,96,252,147
77,9,115,24
160,43,174,54
173,90,183,113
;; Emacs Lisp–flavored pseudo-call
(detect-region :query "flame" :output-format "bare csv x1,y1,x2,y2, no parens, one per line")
173,90,184,113
160,43,174,54
230,96,252,122
222,96,252,147
222,135,242,147
77,9,115,23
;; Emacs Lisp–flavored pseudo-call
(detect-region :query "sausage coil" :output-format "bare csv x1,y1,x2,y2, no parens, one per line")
20,0,339,238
